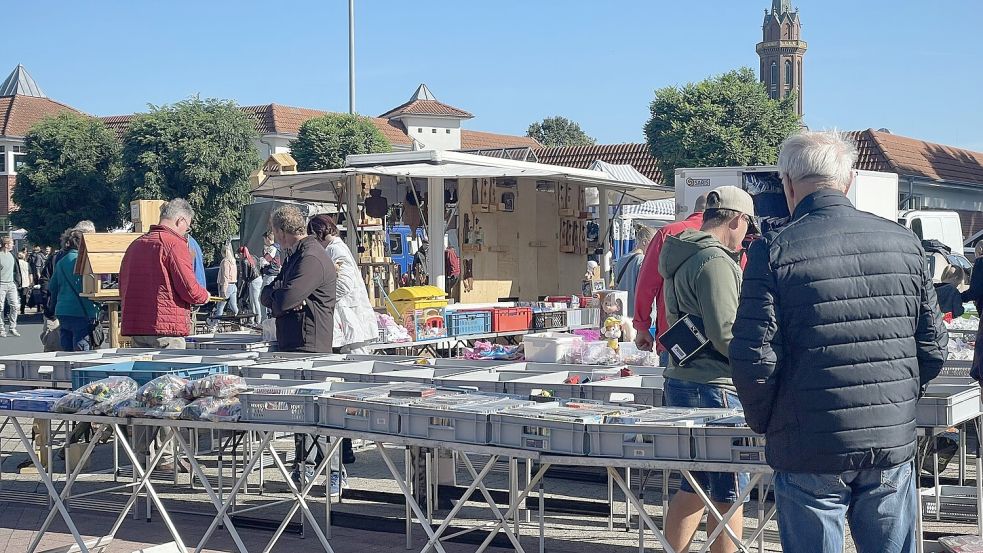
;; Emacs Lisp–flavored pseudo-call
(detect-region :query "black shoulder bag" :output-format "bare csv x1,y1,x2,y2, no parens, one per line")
59,262,106,348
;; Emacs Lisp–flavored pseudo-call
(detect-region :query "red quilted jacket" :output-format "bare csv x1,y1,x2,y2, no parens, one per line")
120,225,210,337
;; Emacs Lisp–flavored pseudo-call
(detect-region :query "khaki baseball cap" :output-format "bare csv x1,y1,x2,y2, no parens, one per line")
706,186,758,233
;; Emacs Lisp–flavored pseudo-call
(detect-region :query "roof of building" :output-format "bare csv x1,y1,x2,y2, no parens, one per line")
848,128,983,186
534,143,663,184
460,129,540,150
0,94,79,137
378,84,473,120
0,65,45,98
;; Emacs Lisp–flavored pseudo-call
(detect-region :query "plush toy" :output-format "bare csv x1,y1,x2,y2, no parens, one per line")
603,316,623,352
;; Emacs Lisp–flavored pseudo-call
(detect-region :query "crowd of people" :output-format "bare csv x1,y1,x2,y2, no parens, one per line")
623,130,953,553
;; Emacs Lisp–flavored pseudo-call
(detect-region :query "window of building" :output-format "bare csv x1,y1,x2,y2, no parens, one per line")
12,145,25,172
785,60,793,87
431,128,437,134
418,128,423,133
0,146,5,173
770,62,778,94
445,129,451,134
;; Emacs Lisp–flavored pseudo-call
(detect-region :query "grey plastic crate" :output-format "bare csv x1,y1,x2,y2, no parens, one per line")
317,383,436,433
940,360,972,377
367,367,477,385
189,338,274,352
489,400,628,455
240,361,312,380
307,361,419,383
240,388,320,424
344,354,426,363
917,385,981,427
399,394,532,444
258,352,342,361
920,485,978,520
690,426,767,465
434,370,533,393
504,371,596,399
507,362,624,374
582,375,665,406
430,359,521,368
8,352,117,381
587,423,690,459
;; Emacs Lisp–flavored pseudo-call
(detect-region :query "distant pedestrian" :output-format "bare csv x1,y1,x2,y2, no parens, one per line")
207,243,239,332
238,246,263,324
16,251,31,315
0,236,22,337
48,230,99,351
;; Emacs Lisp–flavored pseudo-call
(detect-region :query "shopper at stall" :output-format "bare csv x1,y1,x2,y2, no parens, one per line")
935,265,965,319
657,186,755,553
238,246,263,324
307,214,376,493
261,205,337,353
16,250,31,315
633,195,707,362
730,131,948,553
206,243,239,331
612,225,654,318
120,198,210,349
964,243,983,382
28,245,46,286
47,230,99,351
257,231,280,322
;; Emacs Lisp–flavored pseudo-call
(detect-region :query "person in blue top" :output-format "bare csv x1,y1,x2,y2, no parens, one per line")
187,234,207,288
47,229,98,351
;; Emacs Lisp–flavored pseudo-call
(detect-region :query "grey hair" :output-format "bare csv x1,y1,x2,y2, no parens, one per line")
778,130,858,192
160,198,195,222
74,220,96,233
270,205,307,236
634,225,656,248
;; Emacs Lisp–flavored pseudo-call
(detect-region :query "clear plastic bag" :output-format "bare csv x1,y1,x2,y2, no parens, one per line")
76,376,139,403
185,374,247,399
53,392,98,414
113,398,149,418
145,398,189,419
136,375,189,407
181,397,241,422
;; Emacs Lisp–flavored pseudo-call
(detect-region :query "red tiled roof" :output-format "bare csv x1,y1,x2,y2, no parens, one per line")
460,130,540,150
534,143,663,183
379,99,473,120
848,128,983,185
0,95,80,137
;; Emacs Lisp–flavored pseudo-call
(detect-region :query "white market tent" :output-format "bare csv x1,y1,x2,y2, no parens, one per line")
252,150,672,296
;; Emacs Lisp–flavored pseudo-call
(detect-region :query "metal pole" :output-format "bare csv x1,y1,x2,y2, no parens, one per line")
348,0,356,114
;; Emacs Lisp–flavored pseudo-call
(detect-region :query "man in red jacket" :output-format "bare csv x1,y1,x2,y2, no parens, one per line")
120,198,210,349
633,194,707,361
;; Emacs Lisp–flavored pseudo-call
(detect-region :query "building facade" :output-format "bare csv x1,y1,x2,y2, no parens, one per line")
756,0,807,117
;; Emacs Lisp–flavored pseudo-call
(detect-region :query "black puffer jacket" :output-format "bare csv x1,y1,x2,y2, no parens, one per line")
730,190,948,473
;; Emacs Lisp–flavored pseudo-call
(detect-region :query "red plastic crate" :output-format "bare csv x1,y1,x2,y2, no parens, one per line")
492,307,532,332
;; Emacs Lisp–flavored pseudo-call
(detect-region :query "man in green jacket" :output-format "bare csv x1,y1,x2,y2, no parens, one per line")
659,185,756,553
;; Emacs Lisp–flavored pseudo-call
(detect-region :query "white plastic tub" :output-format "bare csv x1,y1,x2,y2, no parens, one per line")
522,332,581,363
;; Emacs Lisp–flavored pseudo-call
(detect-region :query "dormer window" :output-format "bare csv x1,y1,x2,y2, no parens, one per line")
432,129,437,134
418,128,423,133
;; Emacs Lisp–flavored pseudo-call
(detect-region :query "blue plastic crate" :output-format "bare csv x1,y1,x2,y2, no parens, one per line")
446,310,493,337
71,361,226,389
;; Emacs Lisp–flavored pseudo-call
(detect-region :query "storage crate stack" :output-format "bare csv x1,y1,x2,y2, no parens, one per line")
490,399,638,455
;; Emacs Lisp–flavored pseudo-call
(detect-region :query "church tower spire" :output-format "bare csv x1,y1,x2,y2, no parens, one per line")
757,1,807,117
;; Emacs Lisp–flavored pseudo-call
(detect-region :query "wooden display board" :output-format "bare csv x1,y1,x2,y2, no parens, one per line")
459,177,585,303
130,200,166,233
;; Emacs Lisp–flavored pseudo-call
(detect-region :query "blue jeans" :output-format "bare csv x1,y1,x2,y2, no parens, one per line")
208,283,239,325
58,315,92,352
663,377,749,503
775,462,916,553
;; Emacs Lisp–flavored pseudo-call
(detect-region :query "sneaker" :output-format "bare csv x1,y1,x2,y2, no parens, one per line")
291,467,315,485
8,329,19,337
329,471,348,497
0,330,6,338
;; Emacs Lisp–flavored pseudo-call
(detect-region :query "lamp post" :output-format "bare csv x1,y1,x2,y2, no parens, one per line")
348,0,356,114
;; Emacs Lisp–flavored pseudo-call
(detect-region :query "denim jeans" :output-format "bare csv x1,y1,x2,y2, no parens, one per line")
663,378,749,502
208,283,238,326
58,315,92,352
0,282,18,331
247,277,263,324
775,462,917,553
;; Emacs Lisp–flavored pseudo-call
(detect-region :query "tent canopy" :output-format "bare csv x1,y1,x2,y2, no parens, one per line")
252,150,673,202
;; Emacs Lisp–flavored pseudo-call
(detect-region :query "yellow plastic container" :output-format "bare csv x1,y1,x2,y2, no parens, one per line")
387,286,448,319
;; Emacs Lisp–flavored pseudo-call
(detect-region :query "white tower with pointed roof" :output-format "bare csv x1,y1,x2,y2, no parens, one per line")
379,84,473,151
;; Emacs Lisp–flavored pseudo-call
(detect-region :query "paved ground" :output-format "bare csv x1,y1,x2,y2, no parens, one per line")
1,310,45,355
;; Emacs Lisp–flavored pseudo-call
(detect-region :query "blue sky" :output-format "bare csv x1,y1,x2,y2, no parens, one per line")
3,1,982,151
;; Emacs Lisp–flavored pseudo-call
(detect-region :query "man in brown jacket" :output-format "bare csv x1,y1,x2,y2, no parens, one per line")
261,205,337,353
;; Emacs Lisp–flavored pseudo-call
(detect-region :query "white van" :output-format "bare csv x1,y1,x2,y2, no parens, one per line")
898,210,964,256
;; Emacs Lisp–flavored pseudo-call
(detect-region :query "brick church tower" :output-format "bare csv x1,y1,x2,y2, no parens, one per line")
756,0,807,117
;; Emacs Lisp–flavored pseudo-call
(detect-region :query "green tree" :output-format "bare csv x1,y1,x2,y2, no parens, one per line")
11,112,123,246
526,116,595,147
120,98,260,263
644,67,801,186
291,114,391,171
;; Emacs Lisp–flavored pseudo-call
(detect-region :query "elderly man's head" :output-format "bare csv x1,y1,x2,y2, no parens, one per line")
778,131,858,213
158,198,195,237
269,205,307,250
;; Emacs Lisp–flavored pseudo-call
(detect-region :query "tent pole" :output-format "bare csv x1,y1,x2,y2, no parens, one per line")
427,177,446,292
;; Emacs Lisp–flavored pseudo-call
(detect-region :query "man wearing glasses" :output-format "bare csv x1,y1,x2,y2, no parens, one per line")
657,186,757,553
120,198,209,350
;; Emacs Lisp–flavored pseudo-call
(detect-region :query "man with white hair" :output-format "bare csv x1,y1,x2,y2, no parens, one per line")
729,131,947,553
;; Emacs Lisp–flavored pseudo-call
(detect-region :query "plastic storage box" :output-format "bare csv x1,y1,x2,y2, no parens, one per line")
522,332,581,363
399,393,534,444
588,423,691,459
490,400,632,455
690,426,767,464
582,375,665,406
188,338,274,351
917,385,981,427
239,381,377,424
430,359,520,368
365,367,476,385
505,370,615,399
0,389,69,411
386,286,448,319
0,352,115,381
566,308,601,329
403,308,448,340
71,360,226,388
492,307,532,332
435,370,536,394
307,361,421,383
531,311,568,331
318,383,437,434
445,310,493,337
